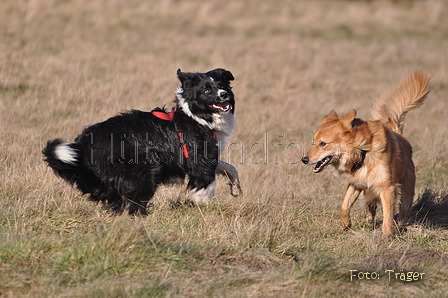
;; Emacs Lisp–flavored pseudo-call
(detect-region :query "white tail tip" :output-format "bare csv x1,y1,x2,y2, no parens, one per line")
55,143,78,165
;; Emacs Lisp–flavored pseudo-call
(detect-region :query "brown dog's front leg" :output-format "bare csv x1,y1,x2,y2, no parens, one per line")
380,186,398,235
340,184,362,230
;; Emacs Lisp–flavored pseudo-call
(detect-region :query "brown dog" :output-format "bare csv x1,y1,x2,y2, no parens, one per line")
301,71,431,235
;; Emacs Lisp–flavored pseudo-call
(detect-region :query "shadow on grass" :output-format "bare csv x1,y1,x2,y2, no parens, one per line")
348,188,448,272
406,188,448,228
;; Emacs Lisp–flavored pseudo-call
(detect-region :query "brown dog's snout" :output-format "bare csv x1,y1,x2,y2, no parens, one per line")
301,156,309,164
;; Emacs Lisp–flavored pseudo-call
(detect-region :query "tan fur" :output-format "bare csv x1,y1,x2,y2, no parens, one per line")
371,70,431,134
302,71,431,235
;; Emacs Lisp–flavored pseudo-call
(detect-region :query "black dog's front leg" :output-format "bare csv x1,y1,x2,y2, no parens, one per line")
216,161,242,197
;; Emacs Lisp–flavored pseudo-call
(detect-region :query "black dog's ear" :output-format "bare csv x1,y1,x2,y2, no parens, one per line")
177,69,199,87
177,69,188,82
207,68,235,81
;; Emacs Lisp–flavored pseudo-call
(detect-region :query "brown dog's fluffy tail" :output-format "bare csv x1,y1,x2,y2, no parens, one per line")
371,70,431,135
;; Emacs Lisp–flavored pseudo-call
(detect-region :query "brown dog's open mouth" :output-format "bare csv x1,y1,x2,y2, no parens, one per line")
313,156,333,173
211,101,232,113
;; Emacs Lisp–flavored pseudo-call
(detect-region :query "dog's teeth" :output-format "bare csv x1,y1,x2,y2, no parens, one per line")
212,103,230,112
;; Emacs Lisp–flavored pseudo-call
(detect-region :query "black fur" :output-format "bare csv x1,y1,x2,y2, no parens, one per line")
43,68,236,215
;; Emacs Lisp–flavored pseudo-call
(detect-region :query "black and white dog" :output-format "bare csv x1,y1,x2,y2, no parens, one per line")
43,68,242,215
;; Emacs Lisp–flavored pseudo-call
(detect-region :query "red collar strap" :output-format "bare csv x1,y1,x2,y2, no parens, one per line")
151,106,189,158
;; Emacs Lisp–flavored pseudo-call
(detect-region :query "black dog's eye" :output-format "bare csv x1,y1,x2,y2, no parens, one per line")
204,88,211,94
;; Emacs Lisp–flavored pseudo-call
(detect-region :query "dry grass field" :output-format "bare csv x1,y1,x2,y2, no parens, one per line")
2,0,448,297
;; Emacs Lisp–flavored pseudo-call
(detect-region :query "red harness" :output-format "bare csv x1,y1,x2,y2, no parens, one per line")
151,106,189,159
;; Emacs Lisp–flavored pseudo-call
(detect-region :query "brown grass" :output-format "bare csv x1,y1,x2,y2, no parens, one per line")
2,0,448,297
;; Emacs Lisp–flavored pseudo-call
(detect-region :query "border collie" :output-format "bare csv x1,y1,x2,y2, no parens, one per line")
43,68,242,215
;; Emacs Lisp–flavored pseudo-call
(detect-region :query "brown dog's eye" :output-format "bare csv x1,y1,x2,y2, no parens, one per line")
319,141,327,147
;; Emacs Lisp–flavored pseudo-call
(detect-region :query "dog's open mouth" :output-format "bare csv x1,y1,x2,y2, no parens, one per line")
211,101,232,113
313,156,333,173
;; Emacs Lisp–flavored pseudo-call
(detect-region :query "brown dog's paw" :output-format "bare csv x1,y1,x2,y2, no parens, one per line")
340,221,352,231
340,210,352,230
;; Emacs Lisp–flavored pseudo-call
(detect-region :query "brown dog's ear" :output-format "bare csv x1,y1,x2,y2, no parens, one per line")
343,109,357,119
320,110,339,124
340,109,357,128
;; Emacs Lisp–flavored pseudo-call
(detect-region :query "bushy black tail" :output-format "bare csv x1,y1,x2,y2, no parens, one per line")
42,139,82,184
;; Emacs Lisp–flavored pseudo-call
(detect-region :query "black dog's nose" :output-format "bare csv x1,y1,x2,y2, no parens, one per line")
219,90,228,99
301,156,309,164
